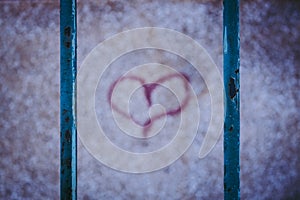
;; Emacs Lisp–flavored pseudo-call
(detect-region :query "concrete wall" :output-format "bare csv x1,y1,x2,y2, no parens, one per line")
0,0,299,199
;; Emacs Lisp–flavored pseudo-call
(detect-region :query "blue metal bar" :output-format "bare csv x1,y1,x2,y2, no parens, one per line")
60,0,77,199
223,0,240,199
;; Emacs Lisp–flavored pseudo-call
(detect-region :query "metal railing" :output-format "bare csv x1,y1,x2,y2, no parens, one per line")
60,0,240,199
60,0,77,199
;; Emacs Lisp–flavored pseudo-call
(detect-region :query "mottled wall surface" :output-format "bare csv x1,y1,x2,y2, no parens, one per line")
0,0,299,199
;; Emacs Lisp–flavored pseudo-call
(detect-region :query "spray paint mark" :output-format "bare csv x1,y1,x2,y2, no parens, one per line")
108,72,192,137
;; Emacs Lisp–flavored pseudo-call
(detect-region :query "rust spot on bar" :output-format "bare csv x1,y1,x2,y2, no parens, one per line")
229,77,237,99
64,26,71,37
67,188,72,197
65,158,71,169
65,41,71,48
65,130,71,143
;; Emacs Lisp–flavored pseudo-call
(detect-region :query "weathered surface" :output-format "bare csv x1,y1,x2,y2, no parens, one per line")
0,0,299,199
60,0,77,199
223,0,240,199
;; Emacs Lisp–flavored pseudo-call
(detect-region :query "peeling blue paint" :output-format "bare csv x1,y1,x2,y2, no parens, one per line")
224,26,228,54
60,0,77,199
223,0,240,200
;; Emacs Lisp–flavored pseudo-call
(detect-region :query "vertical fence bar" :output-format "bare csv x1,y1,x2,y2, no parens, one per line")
223,0,240,199
60,0,77,199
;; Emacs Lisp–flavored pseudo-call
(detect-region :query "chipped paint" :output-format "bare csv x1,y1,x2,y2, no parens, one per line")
60,0,77,200
223,0,240,200
224,26,228,54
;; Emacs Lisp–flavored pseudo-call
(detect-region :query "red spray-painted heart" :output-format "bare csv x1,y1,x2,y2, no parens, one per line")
108,72,191,136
